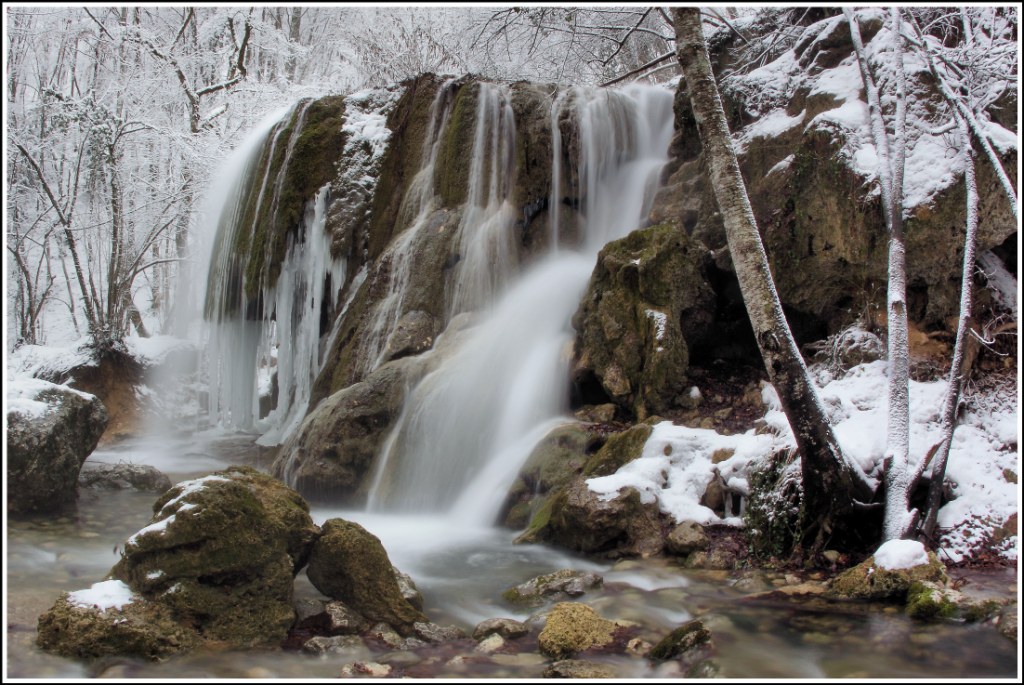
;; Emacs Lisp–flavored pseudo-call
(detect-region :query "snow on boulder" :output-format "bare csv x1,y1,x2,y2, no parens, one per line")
826,545,948,601
874,539,929,571
6,378,108,515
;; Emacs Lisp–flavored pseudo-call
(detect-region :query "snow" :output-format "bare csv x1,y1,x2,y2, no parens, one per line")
589,360,1018,560
6,376,95,419
159,474,229,513
67,580,136,612
7,336,97,380
766,154,795,178
126,514,177,547
738,109,805,149
123,335,194,366
645,309,667,341
873,539,929,570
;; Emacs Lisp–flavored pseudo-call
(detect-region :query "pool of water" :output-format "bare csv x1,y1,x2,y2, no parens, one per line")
6,432,1018,679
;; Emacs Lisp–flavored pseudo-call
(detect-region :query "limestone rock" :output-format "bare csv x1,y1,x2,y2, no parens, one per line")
320,601,371,635
339,661,392,678
571,223,715,419
826,551,948,601
78,462,171,493
502,569,604,607
306,518,427,634
474,633,506,654
537,603,621,660
393,566,425,611
302,634,365,656
7,380,108,514
473,618,530,641
382,310,438,363
664,521,709,555
542,659,617,678
110,466,318,647
412,621,467,644
36,582,199,660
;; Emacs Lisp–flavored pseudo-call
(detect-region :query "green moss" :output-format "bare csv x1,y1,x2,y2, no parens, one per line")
582,424,652,477
537,602,618,659
743,450,804,561
827,552,949,601
648,620,712,661
905,581,958,620
435,81,478,208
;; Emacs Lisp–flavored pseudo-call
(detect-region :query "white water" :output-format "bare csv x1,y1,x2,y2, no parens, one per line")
203,101,346,442
367,84,675,521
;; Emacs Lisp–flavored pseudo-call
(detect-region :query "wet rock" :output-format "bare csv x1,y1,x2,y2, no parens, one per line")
382,310,438,363
574,404,617,423
626,637,653,657
109,466,319,648
517,477,663,558
502,569,603,607
339,661,392,678
648,619,711,661
321,601,371,635
996,604,1017,642
306,519,427,634
412,621,466,644
472,618,530,641
826,551,948,601
37,580,200,660
571,223,715,419
78,462,171,493
7,379,108,514
501,423,602,530
294,598,328,625
393,566,425,611
302,634,365,656
664,521,709,555
474,633,506,654
542,659,617,678
272,357,426,502
537,602,621,660
905,581,1004,622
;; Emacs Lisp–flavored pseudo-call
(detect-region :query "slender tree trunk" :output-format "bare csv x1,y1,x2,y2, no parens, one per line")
920,112,981,541
673,8,871,551
845,7,914,540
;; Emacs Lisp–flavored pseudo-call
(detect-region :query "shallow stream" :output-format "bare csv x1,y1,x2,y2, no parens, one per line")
6,431,1018,679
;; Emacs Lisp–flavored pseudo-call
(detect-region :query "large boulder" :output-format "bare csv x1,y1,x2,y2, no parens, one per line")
78,462,171,493
826,546,949,601
305,518,427,635
109,466,319,647
572,223,715,419
272,356,425,502
7,378,108,514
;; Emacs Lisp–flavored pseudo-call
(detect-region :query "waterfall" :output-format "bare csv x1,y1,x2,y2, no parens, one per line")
202,101,346,441
360,79,458,373
367,83,675,521
446,83,518,317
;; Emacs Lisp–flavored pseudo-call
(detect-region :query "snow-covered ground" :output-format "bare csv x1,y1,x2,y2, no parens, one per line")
588,358,1019,563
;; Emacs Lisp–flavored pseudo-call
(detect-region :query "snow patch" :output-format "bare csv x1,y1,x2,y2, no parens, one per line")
766,154,795,178
873,539,929,570
67,580,135,612
645,309,667,342
6,377,95,419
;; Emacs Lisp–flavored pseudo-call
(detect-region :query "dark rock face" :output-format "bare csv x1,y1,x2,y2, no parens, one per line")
7,381,108,515
78,462,171,493
572,224,715,419
305,518,427,634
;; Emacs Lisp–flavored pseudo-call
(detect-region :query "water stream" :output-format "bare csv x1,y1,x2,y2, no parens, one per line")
7,432,1017,679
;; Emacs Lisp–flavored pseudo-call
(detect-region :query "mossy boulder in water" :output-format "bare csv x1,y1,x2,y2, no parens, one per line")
648,619,711,661
109,466,318,647
502,569,604,607
305,518,427,635
37,581,199,660
572,223,714,420
7,380,109,515
537,602,623,659
826,550,948,601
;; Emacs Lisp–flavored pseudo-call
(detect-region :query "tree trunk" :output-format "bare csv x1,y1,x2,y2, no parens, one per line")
672,8,872,551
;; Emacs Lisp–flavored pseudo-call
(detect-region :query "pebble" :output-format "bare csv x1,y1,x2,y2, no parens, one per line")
474,633,505,654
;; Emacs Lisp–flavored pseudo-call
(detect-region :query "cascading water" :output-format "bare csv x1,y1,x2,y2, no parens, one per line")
367,83,675,522
203,102,346,442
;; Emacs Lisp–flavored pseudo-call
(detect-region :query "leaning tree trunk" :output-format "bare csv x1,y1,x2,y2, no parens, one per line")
673,8,872,551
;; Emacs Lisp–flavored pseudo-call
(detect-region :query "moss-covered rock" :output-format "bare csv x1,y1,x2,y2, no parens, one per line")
648,619,711,661
275,356,427,502
581,424,652,478
826,551,948,601
37,584,200,660
435,81,478,208
572,223,715,419
502,569,604,608
7,381,108,515
500,422,604,529
537,602,621,660
517,477,663,558
905,581,1004,622
542,659,618,678
305,518,427,634
110,466,318,647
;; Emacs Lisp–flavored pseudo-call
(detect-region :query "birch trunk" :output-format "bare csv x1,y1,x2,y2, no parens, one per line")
673,8,871,548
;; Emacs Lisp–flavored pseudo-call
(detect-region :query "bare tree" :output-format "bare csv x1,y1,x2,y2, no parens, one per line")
673,7,873,552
